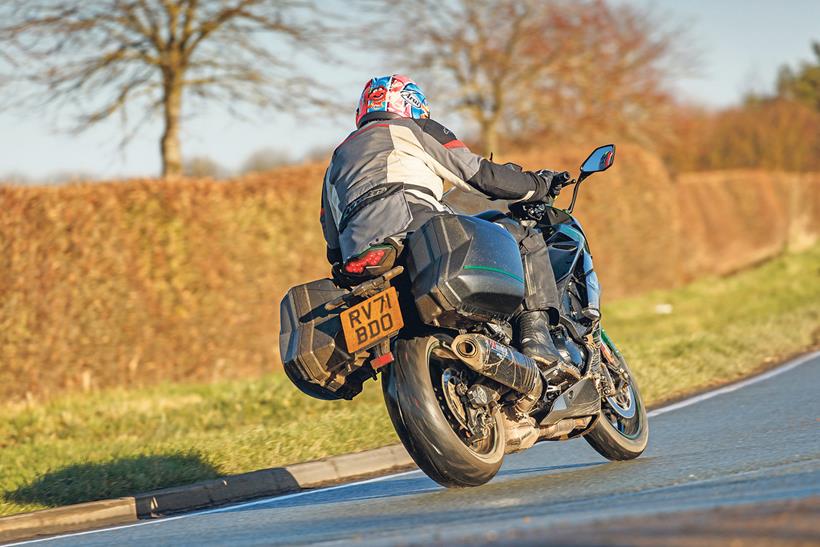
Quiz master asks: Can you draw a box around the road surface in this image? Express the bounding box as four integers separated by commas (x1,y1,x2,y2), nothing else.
16,352,820,546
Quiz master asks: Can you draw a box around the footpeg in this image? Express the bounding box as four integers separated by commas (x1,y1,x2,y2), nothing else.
581,307,601,321
542,361,582,383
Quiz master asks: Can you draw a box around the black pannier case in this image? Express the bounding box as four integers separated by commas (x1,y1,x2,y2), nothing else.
406,214,525,327
279,279,366,400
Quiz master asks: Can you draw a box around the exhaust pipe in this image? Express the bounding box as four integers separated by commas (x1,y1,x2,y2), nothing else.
451,334,542,406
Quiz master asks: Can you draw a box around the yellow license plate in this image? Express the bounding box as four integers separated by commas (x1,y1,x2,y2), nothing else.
341,286,403,353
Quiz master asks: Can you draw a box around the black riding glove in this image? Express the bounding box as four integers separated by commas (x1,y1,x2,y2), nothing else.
543,170,571,198
326,246,342,265
528,169,569,202
526,170,552,202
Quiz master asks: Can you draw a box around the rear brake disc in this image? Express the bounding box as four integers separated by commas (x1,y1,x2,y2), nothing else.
441,368,469,429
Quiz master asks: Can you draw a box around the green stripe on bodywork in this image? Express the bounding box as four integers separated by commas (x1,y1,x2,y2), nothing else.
463,265,524,284
601,328,624,360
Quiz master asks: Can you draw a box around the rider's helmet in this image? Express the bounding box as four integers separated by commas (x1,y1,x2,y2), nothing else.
355,74,430,128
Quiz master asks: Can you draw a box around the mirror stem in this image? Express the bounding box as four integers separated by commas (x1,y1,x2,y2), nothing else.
566,172,588,214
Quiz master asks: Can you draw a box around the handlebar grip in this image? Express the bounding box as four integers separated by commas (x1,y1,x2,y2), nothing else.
553,171,572,186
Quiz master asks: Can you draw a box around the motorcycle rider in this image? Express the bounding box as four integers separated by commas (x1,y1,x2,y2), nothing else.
320,74,573,370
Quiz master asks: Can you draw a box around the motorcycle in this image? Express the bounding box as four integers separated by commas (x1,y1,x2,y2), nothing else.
279,144,648,487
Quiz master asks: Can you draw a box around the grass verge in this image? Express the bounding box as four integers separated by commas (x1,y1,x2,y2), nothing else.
2,245,819,516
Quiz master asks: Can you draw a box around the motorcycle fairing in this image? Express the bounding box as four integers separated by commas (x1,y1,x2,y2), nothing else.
540,207,600,339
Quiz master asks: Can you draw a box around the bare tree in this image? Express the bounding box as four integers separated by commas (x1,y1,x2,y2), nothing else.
520,1,687,148
0,1,331,176
376,0,687,155
373,0,563,155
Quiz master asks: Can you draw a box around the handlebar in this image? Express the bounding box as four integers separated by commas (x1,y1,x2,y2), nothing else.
508,170,577,222
508,200,550,222
551,170,573,189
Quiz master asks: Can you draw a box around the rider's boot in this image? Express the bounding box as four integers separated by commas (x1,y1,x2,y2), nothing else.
515,310,581,381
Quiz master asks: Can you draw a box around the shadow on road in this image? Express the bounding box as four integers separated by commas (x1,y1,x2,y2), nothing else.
4,454,220,508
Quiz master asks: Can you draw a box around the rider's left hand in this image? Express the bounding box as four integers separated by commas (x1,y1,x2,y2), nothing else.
541,170,571,198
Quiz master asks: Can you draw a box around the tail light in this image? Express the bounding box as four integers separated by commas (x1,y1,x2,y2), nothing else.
344,248,387,274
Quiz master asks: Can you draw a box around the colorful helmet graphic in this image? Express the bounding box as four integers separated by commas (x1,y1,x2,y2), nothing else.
355,74,430,128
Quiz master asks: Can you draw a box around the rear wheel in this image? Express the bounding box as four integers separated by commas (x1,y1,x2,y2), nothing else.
382,333,505,487
584,332,649,460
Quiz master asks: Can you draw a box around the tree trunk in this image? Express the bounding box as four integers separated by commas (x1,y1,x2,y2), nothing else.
160,75,183,177
479,119,500,158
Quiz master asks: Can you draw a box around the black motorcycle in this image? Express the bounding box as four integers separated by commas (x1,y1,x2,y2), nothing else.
280,144,648,487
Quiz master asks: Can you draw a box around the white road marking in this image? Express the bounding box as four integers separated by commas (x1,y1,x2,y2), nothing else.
9,350,818,546
6,470,424,546
646,350,819,418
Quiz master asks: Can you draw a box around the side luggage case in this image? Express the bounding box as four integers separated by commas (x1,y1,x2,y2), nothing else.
279,278,367,400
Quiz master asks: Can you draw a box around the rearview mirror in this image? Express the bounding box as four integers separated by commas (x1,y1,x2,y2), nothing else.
580,144,616,174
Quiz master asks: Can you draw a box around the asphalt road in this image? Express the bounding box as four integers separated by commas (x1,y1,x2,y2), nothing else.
21,353,820,546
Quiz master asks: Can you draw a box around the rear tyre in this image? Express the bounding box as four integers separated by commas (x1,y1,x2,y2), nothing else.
584,333,649,460
382,333,505,487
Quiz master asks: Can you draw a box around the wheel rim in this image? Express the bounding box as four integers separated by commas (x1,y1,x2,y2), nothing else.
605,383,636,419
601,344,643,440
429,339,501,457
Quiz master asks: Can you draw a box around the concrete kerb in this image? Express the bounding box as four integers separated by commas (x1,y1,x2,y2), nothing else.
288,444,413,488
0,444,414,544
0,498,137,544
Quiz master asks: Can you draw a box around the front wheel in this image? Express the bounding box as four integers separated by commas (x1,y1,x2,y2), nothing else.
584,331,649,460
382,333,506,487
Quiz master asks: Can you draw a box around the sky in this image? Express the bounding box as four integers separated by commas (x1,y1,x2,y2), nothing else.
0,0,818,181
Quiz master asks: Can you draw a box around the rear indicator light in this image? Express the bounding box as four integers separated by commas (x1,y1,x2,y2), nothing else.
371,351,394,369
344,248,386,274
